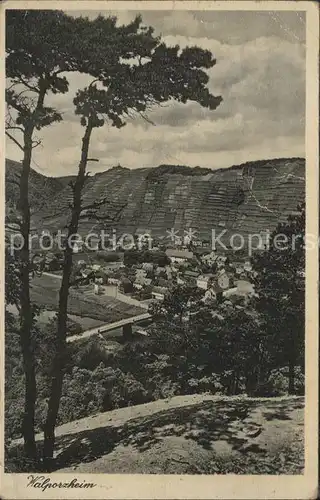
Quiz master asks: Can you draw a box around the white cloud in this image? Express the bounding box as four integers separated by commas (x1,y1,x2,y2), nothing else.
6,10,306,175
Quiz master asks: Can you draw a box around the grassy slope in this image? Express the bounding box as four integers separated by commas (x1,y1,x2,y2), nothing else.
21,394,304,474
30,274,144,322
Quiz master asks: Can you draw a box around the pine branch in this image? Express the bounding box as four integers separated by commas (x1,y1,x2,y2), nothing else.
7,178,21,187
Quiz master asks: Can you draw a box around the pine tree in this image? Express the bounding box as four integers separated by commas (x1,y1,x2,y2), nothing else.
43,14,222,462
5,10,83,458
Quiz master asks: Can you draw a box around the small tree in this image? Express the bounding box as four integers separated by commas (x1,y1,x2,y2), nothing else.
43,13,222,462
252,203,305,394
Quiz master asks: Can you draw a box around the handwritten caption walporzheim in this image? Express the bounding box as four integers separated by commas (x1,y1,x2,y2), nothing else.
27,475,97,492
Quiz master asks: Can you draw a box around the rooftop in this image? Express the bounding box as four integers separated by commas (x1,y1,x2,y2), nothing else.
166,249,194,259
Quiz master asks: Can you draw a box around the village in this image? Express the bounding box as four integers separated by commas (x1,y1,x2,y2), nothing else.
31,231,256,314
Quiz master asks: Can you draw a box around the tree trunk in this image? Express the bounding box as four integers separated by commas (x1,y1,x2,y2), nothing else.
288,332,296,394
43,121,93,464
14,83,47,459
18,127,37,459
288,358,295,394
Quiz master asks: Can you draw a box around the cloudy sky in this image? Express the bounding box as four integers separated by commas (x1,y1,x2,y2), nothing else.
6,9,306,176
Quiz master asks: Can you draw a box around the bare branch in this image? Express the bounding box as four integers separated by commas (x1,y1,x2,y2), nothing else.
13,76,40,93
6,81,18,91
81,196,111,212
6,125,25,133
90,203,127,222
32,139,42,149
138,112,156,126
89,78,100,89
6,224,22,231
5,131,24,152
69,272,94,288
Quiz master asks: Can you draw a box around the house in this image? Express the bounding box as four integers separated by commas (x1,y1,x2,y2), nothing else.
234,265,244,275
203,288,217,303
103,261,125,271
201,251,217,266
33,254,44,267
92,264,101,272
239,272,248,280
184,270,200,285
80,268,90,279
133,281,143,290
222,286,238,298
217,271,233,290
155,266,167,277
243,260,252,272
76,259,87,268
151,286,168,301
135,268,147,280
216,255,228,268
165,249,194,263
135,277,152,288
134,277,152,287
141,262,153,272
108,277,120,285
94,283,103,295
201,281,224,303
135,270,152,287
223,280,256,306
94,270,108,285
158,277,170,288
235,279,255,296
165,265,172,280
192,239,203,247
72,241,82,254
177,276,186,285
211,283,224,302
196,274,214,290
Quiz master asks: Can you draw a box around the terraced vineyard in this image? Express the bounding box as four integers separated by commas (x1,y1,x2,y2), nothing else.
6,157,305,244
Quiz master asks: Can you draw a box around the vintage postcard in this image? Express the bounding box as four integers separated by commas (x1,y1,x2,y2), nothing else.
0,1,319,499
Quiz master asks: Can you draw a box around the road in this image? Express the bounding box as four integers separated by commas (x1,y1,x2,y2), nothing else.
67,312,151,343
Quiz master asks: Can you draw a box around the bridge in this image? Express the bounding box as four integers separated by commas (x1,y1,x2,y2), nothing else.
67,312,151,343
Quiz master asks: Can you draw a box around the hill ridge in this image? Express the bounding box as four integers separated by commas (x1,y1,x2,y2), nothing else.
5,157,305,240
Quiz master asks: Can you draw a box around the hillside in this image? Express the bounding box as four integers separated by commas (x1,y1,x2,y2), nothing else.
10,394,304,474
5,159,76,213
5,158,305,241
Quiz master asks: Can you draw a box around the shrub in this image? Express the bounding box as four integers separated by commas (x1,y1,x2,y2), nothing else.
255,366,305,397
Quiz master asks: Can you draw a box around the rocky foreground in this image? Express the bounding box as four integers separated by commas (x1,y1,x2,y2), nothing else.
13,394,304,474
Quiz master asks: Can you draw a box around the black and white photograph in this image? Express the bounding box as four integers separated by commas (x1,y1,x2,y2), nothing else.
1,1,319,499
